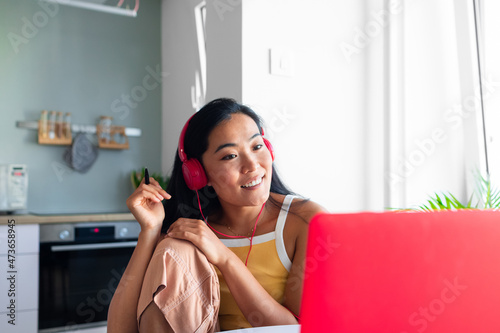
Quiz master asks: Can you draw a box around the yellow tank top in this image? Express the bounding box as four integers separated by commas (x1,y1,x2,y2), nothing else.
216,195,295,330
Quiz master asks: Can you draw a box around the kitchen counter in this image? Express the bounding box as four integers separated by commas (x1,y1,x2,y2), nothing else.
0,212,136,225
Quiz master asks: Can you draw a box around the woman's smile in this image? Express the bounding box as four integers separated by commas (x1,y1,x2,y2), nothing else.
241,175,264,189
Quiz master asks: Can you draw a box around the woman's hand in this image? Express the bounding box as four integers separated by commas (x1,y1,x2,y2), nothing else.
126,177,171,234
166,218,230,266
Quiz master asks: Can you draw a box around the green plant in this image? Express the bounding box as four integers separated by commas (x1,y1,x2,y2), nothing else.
130,168,170,190
416,174,500,211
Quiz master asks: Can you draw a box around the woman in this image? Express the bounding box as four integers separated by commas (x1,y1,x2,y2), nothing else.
108,98,325,332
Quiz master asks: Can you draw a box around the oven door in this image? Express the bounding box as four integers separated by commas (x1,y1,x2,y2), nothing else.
39,223,138,333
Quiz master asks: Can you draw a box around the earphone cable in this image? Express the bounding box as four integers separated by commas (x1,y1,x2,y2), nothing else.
196,190,247,239
195,190,266,266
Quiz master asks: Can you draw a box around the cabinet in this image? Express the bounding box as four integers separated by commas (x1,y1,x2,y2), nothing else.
0,223,39,333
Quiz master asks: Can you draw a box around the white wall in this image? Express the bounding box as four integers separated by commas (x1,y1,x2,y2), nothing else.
240,0,375,212
162,0,379,212
162,0,489,212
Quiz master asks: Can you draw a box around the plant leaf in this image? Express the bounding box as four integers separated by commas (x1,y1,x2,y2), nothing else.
428,200,438,210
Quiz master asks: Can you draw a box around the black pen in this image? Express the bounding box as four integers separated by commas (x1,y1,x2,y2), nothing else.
144,167,150,185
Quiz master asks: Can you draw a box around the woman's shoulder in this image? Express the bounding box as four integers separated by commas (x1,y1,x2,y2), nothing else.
292,197,327,222
272,193,328,262
271,193,328,224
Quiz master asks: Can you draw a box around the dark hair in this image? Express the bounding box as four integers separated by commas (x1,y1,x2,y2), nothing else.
161,98,294,233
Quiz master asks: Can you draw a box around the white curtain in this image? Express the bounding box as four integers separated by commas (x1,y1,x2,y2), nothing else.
385,0,490,209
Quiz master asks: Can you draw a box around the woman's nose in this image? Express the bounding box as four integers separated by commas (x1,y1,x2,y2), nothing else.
241,153,259,173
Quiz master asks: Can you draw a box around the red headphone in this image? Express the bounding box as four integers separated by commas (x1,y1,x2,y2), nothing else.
178,114,275,191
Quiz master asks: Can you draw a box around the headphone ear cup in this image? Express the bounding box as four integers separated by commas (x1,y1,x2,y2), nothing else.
182,158,208,190
263,138,275,161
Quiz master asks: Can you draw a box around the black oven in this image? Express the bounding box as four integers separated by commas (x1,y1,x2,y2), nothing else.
39,221,140,332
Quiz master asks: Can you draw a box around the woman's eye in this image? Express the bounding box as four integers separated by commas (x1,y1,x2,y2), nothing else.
254,144,263,151
222,154,237,160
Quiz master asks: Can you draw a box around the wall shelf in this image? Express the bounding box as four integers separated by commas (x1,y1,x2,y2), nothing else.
16,121,142,137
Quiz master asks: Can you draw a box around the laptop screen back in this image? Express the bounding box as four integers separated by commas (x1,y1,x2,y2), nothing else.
300,211,500,333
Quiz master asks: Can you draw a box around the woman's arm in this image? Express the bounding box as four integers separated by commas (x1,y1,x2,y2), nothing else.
218,250,299,326
282,200,326,316
167,219,297,326
107,229,161,333
107,177,170,333
223,200,326,324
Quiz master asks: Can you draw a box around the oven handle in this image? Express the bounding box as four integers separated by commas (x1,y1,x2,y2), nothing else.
50,241,138,252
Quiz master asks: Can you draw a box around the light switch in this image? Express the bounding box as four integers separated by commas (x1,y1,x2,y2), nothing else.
269,48,294,77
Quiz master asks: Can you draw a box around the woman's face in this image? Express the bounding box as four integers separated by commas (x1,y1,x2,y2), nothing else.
202,113,273,208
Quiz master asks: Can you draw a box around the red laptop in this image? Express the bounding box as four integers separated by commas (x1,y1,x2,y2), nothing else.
300,210,500,333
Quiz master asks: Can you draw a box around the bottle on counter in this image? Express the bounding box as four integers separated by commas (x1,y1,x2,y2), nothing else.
64,112,72,139
48,111,56,139
40,110,48,138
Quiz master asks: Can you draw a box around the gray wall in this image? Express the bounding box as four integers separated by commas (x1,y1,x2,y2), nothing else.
205,0,242,102
160,0,243,175
0,0,162,214
160,0,202,176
